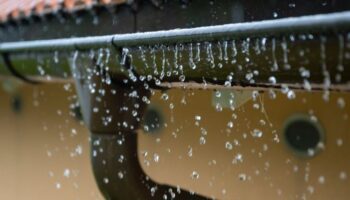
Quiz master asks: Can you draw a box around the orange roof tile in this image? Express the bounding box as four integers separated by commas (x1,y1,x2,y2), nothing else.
0,0,127,22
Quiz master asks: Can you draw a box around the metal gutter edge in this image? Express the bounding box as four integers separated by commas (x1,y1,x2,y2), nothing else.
1,11,350,53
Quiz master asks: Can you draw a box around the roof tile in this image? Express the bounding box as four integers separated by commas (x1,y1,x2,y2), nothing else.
0,0,127,22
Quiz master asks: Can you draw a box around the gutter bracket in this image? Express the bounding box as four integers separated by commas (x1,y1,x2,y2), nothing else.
1,53,40,84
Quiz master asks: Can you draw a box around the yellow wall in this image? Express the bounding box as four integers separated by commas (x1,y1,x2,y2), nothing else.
0,82,349,199
139,89,350,200
0,83,102,200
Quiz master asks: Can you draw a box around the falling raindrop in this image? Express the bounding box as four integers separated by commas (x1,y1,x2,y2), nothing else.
188,43,197,70
225,142,233,150
271,38,279,71
232,153,243,164
268,76,277,84
287,90,296,99
227,121,234,128
339,171,347,180
273,12,278,18
238,173,247,181
161,93,169,101
337,97,346,109
118,171,124,179
188,147,193,157
191,171,200,180
153,153,160,162
53,51,59,64
281,37,291,70
195,115,202,121
120,48,129,65
231,40,237,64
318,176,325,184
215,90,222,98
55,182,61,189
223,40,229,62
199,136,206,145
252,129,263,138
63,169,70,178
215,103,223,112
336,138,343,146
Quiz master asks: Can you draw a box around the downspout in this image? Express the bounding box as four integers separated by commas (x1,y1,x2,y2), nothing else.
73,54,207,198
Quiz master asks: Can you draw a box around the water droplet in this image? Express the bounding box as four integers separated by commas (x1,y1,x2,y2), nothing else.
261,38,267,51
299,67,310,78
206,42,215,68
55,182,61,189
61,169,70,178
223,41,229,62
153,153,160,162
199,136,206,145
288,3,296,8
281,37,291,70
232,153,243,164
337,97,346,109
339,171,347,180
195,115,201,121
273,12,278,18
161,93,169,101
231,40,237,64
225,142,233,150
271,38,279,71
227,121,234,128
120,48,129,65
150,186,157,196
195,43,201,62
53,51,59,64
259,119,266,126
252,90,260,101
118,171,124,179
215,103,223,112
238,173,247,181
215,91,221,98
71,128,77,135
245,72,254,81
268,89,276,99
200,128,207,136
179,75,186,82
188,147,193,157
252,129,263,138
303,80,312,91
118,155,125,163
287,90,296,99
318,176,325,184
242,38,250,56
188,43,197,70
191,171,200,180
93,107,99,113
337,35,344,74
336,138,343,146
253,103,260,110
268,76,277,84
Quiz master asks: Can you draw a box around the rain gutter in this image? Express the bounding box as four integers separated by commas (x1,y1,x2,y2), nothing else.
0,11,349,91
0,11,350,52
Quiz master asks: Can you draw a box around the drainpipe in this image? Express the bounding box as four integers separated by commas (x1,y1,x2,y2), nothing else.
73,55,207,198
